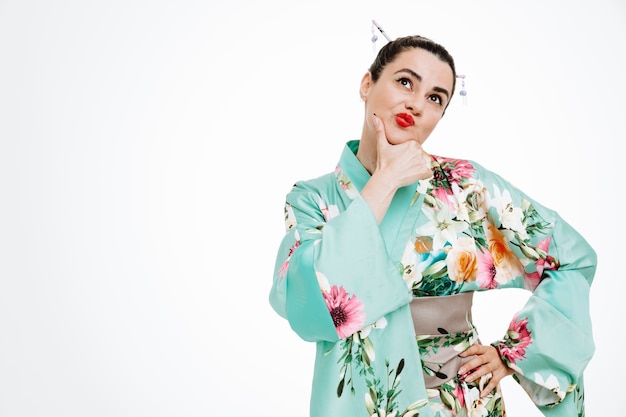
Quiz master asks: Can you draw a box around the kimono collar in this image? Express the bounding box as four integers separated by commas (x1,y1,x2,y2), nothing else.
335,140,432,199
335,140,371,194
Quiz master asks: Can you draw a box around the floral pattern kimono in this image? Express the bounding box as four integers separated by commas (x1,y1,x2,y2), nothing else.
269,140,596,417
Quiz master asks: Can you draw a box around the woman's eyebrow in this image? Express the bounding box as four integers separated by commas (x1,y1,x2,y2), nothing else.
394,68,450,99
394,68,421,82
433,86,450,100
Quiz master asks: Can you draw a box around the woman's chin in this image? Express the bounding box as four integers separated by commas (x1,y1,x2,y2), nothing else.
387,136,422,145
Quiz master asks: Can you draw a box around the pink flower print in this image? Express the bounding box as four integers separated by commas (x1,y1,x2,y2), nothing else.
429,157,475,210
432,188,455,210
524,238,559,291
499,315,532,365
535,238,559,275
542,255,558,271
476,248,498,289
445,158,475,183
334,166,358,199
523,271,541,292
454,382,466,408
322,285,366,339
277,240,300,279
434,157,475,183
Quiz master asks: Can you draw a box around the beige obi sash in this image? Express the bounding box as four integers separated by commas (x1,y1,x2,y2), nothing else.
410,292,478,388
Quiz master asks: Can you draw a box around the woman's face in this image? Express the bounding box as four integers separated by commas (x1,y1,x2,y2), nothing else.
360,47,454,145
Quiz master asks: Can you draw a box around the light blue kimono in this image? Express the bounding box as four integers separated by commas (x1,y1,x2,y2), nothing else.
269,140,596,417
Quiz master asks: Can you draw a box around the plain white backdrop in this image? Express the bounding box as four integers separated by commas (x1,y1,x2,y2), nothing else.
0,1,623,416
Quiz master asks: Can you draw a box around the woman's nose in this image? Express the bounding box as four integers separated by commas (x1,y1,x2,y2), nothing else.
405,95,424,115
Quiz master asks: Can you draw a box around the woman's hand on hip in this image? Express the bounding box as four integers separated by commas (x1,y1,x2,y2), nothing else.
457,344,514,398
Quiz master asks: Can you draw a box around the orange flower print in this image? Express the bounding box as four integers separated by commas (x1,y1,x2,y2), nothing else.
483,222,524,284
445,237,478,283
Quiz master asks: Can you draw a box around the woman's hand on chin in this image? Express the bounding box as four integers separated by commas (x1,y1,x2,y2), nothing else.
372,114,432,189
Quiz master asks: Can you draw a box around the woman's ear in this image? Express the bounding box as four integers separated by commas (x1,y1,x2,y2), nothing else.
359,72,372,101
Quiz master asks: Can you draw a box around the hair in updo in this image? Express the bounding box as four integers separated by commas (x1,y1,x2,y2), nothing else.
368,35,457,98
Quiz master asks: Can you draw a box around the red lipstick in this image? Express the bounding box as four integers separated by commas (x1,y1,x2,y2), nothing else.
395,113,414,128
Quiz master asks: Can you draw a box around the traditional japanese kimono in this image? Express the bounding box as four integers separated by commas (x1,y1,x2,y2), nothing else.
269,140,596,417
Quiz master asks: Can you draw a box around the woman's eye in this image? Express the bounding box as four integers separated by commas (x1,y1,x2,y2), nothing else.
429,94,443,105
398,78,412,89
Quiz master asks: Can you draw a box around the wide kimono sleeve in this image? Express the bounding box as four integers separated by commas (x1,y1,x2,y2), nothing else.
269,177,412,343
475,163,597,415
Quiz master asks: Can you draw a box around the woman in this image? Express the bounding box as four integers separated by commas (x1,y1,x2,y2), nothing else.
269,35,596,417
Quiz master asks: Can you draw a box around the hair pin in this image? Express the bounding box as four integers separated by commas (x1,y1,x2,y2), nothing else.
457,74,467,104
371,19,392,42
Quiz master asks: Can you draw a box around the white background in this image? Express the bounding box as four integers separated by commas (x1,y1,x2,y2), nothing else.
0,1,623,416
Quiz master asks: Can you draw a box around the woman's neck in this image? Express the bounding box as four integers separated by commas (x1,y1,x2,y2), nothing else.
356,127,377,175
